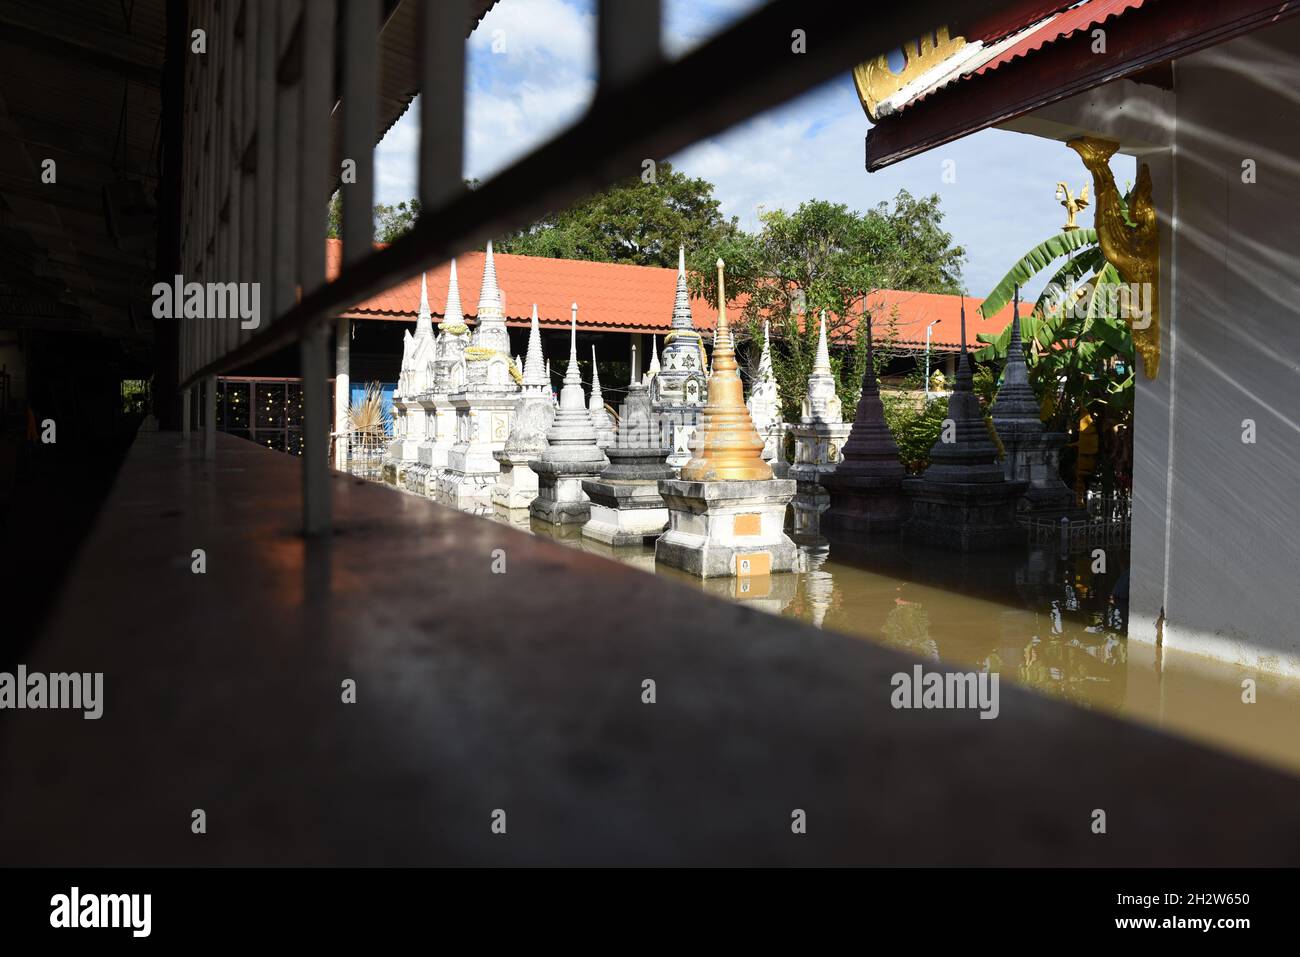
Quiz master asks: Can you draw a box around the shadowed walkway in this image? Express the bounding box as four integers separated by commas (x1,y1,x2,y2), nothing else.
1,431,1297,866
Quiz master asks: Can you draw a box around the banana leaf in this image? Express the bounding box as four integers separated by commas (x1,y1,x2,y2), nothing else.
979,228,1099,317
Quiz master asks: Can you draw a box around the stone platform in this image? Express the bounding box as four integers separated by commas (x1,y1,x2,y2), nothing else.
903,476,1029,551
581,446,674,547
530,458,602,525
656,477,797,578
7,431,1300,866
822,473,908,534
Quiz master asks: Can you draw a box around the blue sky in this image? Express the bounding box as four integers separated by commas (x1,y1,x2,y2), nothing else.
373,0,1135,300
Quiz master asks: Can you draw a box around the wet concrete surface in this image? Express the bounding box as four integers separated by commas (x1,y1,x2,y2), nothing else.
3,431,1300,866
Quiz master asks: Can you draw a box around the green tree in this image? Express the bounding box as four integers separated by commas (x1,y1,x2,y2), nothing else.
494,162,740,267
689,192,965,420
327,192,420,243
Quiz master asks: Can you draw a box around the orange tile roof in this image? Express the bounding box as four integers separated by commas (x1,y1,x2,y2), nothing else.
326,239,1016,352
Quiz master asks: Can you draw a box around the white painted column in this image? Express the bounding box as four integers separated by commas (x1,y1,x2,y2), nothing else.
334,320,350,468
630,332,644,383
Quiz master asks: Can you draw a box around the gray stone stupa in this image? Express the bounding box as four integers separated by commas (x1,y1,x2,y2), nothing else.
529,304,609,525
581,372,674,546
822,314,907,535
492,304,556,510
903,298,1027,551
990,288,1081,519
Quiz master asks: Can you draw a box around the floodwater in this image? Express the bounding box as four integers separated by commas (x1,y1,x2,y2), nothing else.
483,501,1300,778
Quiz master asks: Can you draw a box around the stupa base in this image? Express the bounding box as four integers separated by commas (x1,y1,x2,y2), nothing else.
822,474,907,535
529,459,603,525
491,450,541,510
655,478,797,578
903,477,1028,551
402,463,438,497
580,479,669,546
434,471,496,510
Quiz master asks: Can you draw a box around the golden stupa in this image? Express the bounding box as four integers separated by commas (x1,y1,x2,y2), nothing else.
679,259,774,482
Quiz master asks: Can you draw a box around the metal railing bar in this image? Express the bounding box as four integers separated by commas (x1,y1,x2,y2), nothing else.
179,0,1018,389
596,0,661,93
418,0,466,210
299,0,337,533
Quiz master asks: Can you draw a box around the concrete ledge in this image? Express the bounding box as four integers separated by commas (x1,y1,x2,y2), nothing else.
3,431,1300,865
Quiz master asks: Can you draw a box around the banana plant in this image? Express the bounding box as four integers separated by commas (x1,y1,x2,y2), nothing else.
975,218,1135,493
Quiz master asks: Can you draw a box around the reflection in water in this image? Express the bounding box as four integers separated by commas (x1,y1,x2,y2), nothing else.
478,501,1300,776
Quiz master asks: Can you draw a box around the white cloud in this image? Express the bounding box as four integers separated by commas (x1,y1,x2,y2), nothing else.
668,78,1136,299
469,0,595,67
373,0,1137,301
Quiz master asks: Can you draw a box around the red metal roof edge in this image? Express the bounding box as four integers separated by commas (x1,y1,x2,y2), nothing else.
900,0,1149,116
866,0,1300,171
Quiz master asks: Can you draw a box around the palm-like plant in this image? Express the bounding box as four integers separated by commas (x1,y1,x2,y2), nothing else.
975,213,1136,495
347,381,392,437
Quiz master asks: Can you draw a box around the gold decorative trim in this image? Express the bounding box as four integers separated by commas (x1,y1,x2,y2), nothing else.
853,27,966,122
1067,136,1161,379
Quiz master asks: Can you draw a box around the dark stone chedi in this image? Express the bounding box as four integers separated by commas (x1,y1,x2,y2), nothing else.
822,317,907,534
581,377,674,546
989,295,1080,518
903,301,1027,551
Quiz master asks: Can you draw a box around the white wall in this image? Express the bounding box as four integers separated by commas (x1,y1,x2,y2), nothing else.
1006,17,1300,675
1132,18,1300,675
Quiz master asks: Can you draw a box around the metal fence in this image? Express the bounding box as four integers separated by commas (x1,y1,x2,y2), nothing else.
335,431,390,480
174,0,1019,535
1025,494,1133,552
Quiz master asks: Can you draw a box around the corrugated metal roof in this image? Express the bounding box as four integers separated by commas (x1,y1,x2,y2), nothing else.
888,0,1149,115
327,239,1017,351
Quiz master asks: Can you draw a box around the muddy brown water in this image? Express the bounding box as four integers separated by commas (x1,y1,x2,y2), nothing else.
482,503,1300,777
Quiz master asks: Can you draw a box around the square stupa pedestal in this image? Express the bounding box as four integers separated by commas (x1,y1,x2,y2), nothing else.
530,459,601,525
492,449,540,510
821,473,908,535
903,476,1028,551
655,478,797,578
581,479,669,546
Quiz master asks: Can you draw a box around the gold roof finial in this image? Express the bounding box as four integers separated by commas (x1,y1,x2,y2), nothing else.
679,259,773,482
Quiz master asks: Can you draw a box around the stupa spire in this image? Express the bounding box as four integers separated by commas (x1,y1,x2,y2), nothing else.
813,310,832,375
679,260,772,481
523,304,547,391
648,336,661,378
670,245,693,330
801,309,842,424
444,259,464,326
541,302,602,451
566,303,580,385
588,344,616,445
589,345,604,407
416,272,433,338
990,284,1043,430
758,321,774,381
478,239,500,310
831,310,902,479
960,295,968,355
921,293,1002,483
